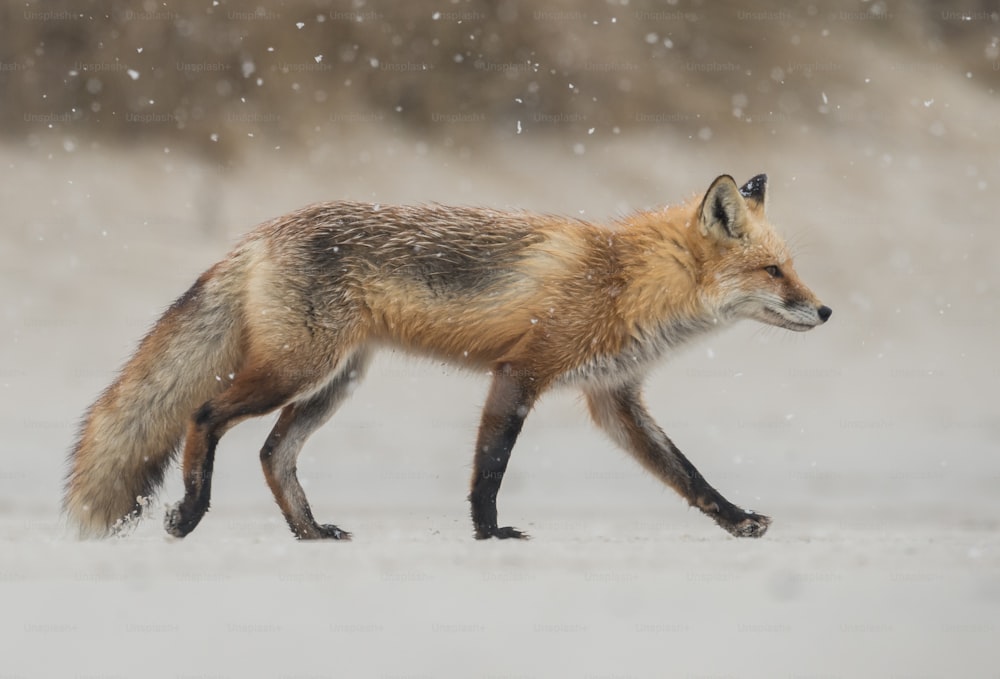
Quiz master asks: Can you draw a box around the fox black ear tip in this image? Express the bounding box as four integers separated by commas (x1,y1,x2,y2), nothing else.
739,174,768,200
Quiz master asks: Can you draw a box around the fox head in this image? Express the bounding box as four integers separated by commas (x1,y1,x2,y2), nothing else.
696,174,831,331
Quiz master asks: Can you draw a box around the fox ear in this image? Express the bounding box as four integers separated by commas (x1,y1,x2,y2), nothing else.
699,174,747,240
739,173,768,214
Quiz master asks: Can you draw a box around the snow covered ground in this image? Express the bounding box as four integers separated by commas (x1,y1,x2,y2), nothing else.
2,100,998,677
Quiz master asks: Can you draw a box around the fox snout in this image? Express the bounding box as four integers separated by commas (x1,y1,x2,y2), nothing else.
764,299,831,332
791,302,832,331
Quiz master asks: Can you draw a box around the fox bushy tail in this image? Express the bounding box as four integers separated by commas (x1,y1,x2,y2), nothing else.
64,268,244,537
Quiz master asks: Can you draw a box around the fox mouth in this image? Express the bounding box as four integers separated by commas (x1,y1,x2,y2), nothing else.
761,308,817,332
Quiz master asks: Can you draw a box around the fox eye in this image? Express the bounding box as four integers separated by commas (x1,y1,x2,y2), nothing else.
764,265,783,278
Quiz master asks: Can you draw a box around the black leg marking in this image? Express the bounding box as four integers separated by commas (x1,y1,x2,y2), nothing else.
469,365,537,540
164,429,219,538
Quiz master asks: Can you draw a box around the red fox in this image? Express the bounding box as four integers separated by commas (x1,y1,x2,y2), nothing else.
64,174,830,541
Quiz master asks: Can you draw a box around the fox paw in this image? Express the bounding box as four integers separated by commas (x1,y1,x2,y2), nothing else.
474,525,530,540
163,502,190,538
722,511,772,538
295,524,352,541
163,501,205,538
318,524,352,540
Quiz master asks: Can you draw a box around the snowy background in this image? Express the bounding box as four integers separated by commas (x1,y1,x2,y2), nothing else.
1,1,998,677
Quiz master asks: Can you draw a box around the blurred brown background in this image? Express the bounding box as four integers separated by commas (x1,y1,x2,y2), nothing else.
2,0,998,159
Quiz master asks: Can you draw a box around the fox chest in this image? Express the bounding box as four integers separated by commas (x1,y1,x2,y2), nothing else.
554,315,720,388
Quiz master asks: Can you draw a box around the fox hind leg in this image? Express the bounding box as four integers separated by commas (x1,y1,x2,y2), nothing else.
260,350,370,540
164,368,300,538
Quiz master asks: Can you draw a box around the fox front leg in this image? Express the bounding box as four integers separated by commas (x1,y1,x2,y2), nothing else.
585,383,771,538
469,365,539,540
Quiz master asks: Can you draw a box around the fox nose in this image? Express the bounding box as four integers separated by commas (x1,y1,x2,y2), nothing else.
817,305,832,323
